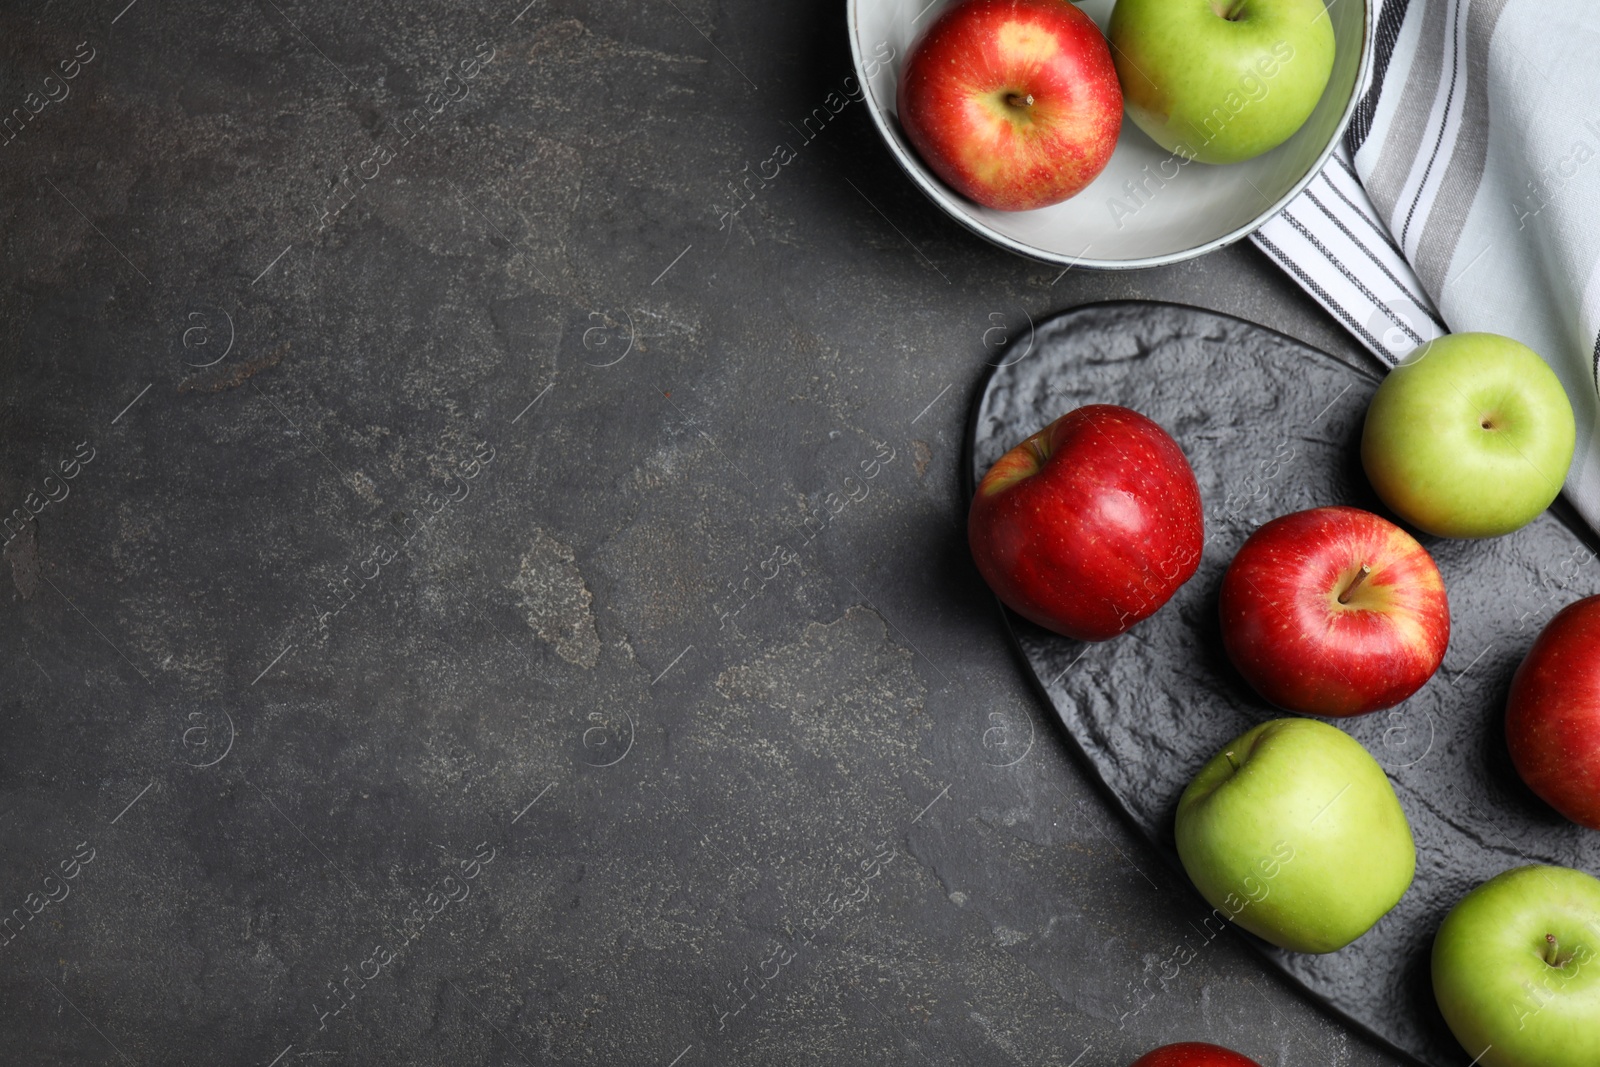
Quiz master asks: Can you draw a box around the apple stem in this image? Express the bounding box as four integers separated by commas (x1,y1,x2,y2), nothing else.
1546,933,1565,967
1337,565,1372,605
1005,92,1035,110
1223,750,1238,772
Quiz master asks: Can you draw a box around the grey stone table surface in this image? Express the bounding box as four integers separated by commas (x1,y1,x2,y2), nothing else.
0,2,1411,1065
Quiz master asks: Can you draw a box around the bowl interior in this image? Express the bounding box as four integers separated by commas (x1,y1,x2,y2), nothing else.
850,0,1370,267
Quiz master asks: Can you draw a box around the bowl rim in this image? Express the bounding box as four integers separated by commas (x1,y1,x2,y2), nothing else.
847,0,1376,271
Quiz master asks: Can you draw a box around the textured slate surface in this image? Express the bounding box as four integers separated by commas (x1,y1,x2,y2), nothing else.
968,302,1600,1067
0,0,1478,1064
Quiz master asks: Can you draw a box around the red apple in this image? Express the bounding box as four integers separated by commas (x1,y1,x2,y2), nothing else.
1506,596,1600,829
968,404,1203,642
1219,506,1450,717
897,0,1122,211
1130,1044,1263,1067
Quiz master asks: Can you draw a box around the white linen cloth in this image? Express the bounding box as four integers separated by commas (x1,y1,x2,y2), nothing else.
1252,0,1600,531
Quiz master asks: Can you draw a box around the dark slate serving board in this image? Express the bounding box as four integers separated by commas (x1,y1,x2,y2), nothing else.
963,302,1600,1067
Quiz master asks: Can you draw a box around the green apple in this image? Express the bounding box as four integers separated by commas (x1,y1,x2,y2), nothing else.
1362,333,1575,538
1175,718,1415,953
1433,866,1600,1067
1108,0,1336,165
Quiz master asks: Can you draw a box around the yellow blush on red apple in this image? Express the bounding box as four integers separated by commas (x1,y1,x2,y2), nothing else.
898,0,1123,211
1218,505,1449,717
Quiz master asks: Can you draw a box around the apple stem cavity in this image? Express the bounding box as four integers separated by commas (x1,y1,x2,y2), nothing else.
1337,564,1372,605
1210,0,1248,19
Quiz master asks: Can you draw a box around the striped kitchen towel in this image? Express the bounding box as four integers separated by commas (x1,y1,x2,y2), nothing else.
1252,0,1600,533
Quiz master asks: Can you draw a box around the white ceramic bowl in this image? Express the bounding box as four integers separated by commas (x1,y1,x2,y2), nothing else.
848,0,1373,269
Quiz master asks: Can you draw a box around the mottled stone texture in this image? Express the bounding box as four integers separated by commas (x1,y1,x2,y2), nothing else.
0,1,1411,1064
